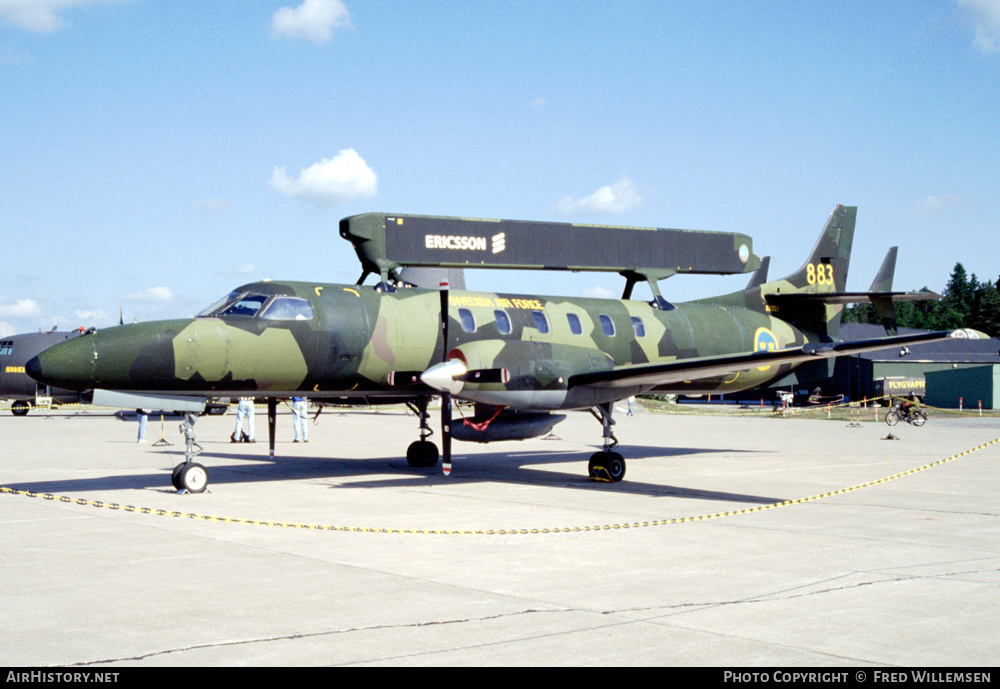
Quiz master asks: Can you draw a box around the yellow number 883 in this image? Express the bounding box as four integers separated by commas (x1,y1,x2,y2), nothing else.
806,263,834,285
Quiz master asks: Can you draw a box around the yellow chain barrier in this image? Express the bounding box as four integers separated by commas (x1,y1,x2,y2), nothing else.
2,437,996,535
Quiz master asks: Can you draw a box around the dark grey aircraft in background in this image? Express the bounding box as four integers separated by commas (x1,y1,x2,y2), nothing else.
0,328,88,415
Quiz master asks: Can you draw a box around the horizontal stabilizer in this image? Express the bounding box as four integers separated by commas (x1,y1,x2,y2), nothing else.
765,289,941,306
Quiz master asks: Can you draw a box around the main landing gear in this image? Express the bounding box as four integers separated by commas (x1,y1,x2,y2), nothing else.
588,402,626,482
402,397,627,482
405,396,440,468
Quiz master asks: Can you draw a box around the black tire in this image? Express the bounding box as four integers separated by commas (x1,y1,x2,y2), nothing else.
885,411,900,426
11,400,30,416
606,452,626,482
406,440,439,468
911,411,927,427
589,451,626,482
171,464,185,490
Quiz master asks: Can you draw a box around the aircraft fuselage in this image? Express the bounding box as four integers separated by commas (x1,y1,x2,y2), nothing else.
28,280,808,410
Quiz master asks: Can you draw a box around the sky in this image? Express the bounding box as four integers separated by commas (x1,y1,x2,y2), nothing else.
1,0,999,336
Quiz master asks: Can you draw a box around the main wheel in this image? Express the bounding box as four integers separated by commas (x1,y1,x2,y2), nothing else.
605,452,626,482
11,400,30,416
406,440,439,468
589,451,626,482
885,411,900,426
178,463,209,493
911,411,927,427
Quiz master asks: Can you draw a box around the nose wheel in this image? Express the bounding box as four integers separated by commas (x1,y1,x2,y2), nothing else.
171,412,209,493
171,462,209,493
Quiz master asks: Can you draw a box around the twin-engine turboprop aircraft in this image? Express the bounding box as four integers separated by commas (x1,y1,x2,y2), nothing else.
27,206,948,492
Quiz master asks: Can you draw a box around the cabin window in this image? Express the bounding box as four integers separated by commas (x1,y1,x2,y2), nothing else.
458,308,476,333
567,313,583,336
261,297,314,321
0,341,12,356
631,316,646,337
599,314,615,337
532,310,549,334
494,310,512,335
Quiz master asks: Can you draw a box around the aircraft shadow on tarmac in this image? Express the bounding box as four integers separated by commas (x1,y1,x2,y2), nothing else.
7,442,783,505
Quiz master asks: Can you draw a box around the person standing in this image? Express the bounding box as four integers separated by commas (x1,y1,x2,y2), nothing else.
232,397,256,443
137,409,150,443
292,396,309,443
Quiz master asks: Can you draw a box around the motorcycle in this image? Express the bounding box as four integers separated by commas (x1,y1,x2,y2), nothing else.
885,403,927,427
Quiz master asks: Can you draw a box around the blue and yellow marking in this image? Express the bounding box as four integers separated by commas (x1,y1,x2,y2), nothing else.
754,327,779,371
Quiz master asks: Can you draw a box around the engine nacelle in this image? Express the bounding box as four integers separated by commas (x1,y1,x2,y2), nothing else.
449,340,614,391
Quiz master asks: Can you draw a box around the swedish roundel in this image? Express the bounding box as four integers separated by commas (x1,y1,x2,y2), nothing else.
754,327,779,353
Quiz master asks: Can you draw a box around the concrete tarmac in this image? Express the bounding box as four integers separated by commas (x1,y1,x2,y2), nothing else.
1,404,997,666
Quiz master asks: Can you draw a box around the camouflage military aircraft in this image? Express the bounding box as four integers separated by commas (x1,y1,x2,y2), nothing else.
27,206,948,492
1,328,89,415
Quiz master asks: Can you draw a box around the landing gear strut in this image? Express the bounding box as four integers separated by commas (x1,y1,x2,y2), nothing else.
405,396,439,468
171,412,208,493
588,402,626,482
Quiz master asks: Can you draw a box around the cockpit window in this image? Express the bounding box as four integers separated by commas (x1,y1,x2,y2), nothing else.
260,297,314,321
197,290,244,317
219,294,269,317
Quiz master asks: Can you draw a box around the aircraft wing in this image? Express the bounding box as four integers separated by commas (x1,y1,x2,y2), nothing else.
567,330,955,390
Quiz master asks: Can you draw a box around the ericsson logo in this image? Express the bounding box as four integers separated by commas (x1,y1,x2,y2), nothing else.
423,232,508,254
424,235,487,251
491,232,506,254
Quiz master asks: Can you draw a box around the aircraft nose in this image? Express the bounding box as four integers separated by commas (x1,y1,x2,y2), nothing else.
25,336,97,391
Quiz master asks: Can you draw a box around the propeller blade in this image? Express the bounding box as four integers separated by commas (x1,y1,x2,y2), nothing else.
441,391,452,476
456,367,510,385
439,280,452,476
439,280,449,362
267,398,277,458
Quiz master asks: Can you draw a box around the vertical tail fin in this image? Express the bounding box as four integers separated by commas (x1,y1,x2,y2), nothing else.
703,206,858,342
752,206,858,342
779,205,856,292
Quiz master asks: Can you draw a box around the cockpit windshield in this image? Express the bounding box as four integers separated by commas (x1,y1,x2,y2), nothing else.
196,291,314,320
197,291,269,318
196,290,244,317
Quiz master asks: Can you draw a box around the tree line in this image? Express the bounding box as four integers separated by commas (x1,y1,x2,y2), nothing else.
842,263,1000,337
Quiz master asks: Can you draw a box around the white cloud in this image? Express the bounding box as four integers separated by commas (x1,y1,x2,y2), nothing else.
581,286,615,300
958,0,1000,53
74,309,110,323
530,96,547,108
123,287,175,303
907,193,973,216
192,198,233,215
270,149,378,205
271,0,351,43
0,298,42,318
232,264,258,275
0,0,124,32
555,175,644,215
